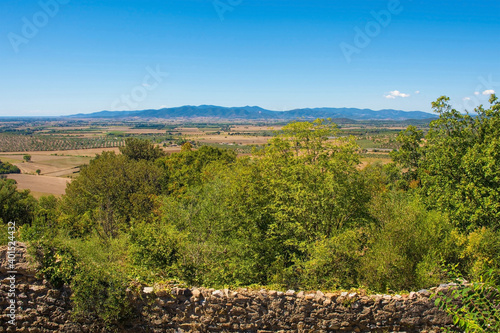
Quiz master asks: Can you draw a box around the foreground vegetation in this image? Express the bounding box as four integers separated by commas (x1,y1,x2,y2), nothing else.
2,96,499,330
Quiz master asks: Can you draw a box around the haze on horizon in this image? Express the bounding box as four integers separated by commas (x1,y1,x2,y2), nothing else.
1,0,499,117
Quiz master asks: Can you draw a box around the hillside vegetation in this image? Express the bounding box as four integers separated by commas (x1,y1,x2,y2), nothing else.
3,96,500,330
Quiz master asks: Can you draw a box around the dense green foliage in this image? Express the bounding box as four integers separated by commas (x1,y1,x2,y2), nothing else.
30,235,132,326
0,178,36,226
0,160,20,174
421,95,500,231
59,152,163,238
119,137,166,161
434,271,500,332
4,99,500,329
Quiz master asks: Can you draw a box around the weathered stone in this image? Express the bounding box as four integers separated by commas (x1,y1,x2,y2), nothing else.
0,244,456,332
212,290,224,298
315,290,325,300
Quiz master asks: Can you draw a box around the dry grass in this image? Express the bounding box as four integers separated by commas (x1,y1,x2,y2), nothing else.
7,174,70,197
192,135,269,145
230,125,282,132
359,155,392,169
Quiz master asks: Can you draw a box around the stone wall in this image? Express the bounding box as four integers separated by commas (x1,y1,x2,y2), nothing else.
1,244,454,332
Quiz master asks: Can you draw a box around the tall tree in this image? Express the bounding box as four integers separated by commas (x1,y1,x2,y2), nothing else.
389,125,424,188
59,152,162,238
420,95,500,231
119,138,165,161
0,178,37,225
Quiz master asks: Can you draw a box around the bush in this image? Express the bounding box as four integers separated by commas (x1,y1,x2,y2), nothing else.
434,271,500,332
19,195,59,243
461,228,500,282
0,160,20,174
360,192,453,291
297,229,365,290
128,220,186,275
71,262,131,326
0,178,37,227
31,234,132,326
31,239,77,288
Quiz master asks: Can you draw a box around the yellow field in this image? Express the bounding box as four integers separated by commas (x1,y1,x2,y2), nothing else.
1,148,116,197
7,174,70,198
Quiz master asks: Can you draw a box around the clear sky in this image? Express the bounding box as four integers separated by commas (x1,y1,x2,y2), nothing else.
1,0,499,116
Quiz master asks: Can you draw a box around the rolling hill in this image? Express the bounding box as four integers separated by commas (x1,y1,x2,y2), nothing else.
67,105,437,121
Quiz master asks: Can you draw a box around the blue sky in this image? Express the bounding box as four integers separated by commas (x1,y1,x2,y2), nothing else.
1,0,499,116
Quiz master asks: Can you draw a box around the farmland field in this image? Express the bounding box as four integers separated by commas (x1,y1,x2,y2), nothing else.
6,174,70,198
0,119,411,196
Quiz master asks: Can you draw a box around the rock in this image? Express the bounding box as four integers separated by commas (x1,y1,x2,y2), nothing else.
305,293,316,300
418,289,431,297
315,290,325,300
192,288,202,298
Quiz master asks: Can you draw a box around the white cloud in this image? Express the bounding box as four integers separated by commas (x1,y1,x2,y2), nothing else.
463,97,471,101
415,90,420,94
483,89,495,95
384,90,410,99
474,91,480,95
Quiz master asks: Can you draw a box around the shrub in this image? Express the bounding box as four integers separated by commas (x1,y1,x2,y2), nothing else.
297,229,365,290
30,235,132,326
434,271,500,332
71,262,131,326
360,192,453,291
0,160,20,174
128,220,186,274
461,227,500,282
31,239,77,288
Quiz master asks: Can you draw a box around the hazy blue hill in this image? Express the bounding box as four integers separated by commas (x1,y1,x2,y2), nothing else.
67,105,437,121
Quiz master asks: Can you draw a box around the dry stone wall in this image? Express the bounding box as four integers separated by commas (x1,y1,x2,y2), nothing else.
1,244,454,332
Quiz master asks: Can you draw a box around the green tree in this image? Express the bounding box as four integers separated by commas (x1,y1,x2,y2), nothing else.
0,178,37,226
0,160,20,174
119,137,165,161
390,125,424,188
360,192,454,291
156,145,236,196
149,119,374,288
59,152,162,238
20,195,59,242
420,95,500,231
23,154,32,162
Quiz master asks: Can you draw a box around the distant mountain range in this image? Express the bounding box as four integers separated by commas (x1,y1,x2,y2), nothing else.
67,105,437,121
